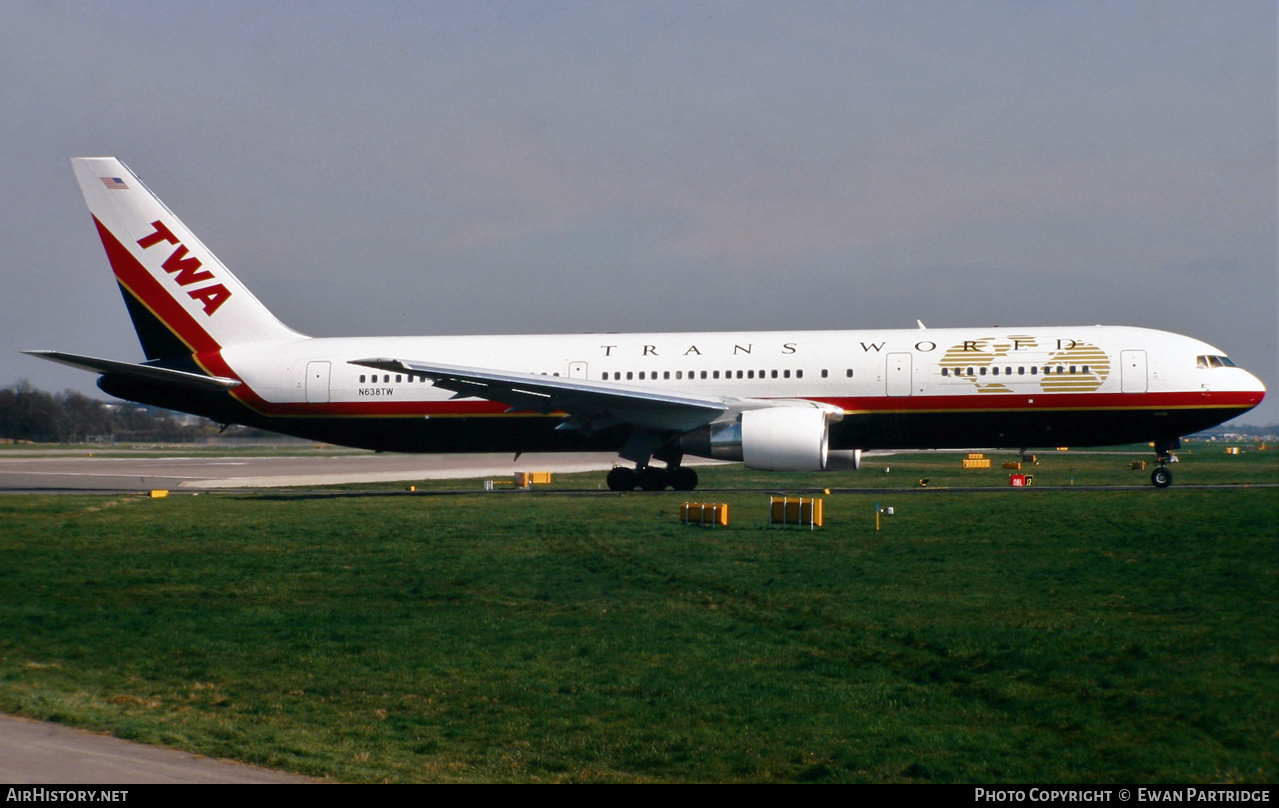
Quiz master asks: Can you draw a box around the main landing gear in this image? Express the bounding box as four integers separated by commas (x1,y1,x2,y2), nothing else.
604,430,698,491
1150,438,1179,489
606,463,698,492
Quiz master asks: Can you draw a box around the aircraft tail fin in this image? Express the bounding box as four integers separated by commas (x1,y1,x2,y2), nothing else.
71,157,301,359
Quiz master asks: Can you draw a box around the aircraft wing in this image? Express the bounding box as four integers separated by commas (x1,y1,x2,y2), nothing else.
25,351,242,391
350,357,729,434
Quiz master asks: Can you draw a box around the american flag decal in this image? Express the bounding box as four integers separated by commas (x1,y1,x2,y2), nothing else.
99,177,129,190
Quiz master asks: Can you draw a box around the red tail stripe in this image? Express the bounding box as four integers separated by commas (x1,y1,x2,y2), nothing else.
94,215,222,356
92,216,272,408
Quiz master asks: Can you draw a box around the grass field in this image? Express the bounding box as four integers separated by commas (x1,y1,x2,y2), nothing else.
0,446,1275,782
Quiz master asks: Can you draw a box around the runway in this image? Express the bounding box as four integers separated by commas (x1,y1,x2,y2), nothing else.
0,714,315,784
0,449,635,492
1,449,1268,496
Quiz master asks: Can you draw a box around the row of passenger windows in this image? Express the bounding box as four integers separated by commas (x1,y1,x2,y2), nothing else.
358,374,428,383
360,369,850,385
942,365,1091,377
602,368,823,381
359,365,1099,386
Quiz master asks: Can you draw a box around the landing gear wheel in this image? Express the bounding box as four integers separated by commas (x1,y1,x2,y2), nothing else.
1151,467,1173,489
670,467,699,491
606,467,637,491
638,467,669,491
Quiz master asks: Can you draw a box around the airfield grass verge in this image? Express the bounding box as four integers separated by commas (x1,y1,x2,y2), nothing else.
0,450,1275,782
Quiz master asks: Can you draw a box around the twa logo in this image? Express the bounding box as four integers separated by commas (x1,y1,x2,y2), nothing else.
136,220,232,316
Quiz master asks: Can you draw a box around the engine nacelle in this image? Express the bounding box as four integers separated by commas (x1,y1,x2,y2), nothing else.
682,408,855,472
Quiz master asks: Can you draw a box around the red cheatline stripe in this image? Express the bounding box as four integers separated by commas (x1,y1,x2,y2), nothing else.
232,390,1261,419
812,391,1263,414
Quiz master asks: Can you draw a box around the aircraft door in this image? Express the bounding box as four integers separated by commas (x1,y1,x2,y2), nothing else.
1120,350,1147,394
886,352,913,397
568,361,588,379
306,361,331,403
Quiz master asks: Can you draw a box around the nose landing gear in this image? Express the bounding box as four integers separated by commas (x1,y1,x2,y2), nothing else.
1150,439,1179,488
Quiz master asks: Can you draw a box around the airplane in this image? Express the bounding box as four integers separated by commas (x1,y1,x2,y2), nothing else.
26,157,1267,490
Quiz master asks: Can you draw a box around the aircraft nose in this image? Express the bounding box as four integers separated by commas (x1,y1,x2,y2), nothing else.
1244,368,1266,394
1237,367,1267,403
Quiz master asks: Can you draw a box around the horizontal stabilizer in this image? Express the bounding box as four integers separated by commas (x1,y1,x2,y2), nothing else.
25,351,241,391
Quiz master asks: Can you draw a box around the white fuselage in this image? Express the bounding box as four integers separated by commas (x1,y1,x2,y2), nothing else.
225,325,1261,410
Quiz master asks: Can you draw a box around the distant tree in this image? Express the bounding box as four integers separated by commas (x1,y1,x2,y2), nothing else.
0,381,210,444
4,381,61,442
0,385,17,440
56,390,112,443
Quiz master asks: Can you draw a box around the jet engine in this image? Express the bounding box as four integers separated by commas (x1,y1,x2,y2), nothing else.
681,407,859,472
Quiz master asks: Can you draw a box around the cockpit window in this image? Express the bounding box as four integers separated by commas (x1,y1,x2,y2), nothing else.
1197,355,1236,369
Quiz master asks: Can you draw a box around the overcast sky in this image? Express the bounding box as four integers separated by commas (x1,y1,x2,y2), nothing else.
3,1,1275,425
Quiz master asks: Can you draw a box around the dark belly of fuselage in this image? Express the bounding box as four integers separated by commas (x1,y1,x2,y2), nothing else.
99,375,1240,454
